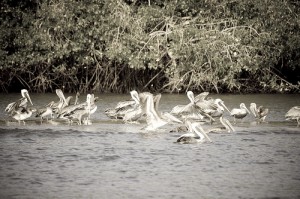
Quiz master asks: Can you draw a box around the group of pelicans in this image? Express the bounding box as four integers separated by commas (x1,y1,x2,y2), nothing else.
3,89,300,144
4,89,97,126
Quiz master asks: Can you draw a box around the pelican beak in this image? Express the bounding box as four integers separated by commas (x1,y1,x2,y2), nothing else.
25,91,33,105
245,106,251,114
195,125,213,143
225,119,235,132
202,130,212,143
221,101,230,113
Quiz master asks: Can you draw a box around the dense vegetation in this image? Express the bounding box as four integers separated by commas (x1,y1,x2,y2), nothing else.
0,0,299,93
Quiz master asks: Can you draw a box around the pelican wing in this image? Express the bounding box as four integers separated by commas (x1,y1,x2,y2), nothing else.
196,99,218,112
285,106,300,119
171,103,196,115
5,102,17,113
230,108,243,116
123,106,143,122
115,100,136,110
249,103,258,117
194,92,209,103
161,112,183,123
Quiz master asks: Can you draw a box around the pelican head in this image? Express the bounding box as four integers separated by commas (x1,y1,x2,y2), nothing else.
21,89,33,105
56,89,67,104
215,99,230,113
187,91,195,103
240,103,250,114
130,90,140,104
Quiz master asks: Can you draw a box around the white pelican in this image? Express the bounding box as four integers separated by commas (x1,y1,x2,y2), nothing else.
12,107,36,125
122,91,148,122
52,89,67,114
105,90,140,119
58,94,92,120
285,106,300,126
230,103,250,123
143,93,168,131
63,94,92,125
176,120,212,144
170,91,196,115
57,92,88,119
5,89,33,116
207,116,235,133
250,103,269,122
83,94,98,124
171,91,215,122
197,97,230,118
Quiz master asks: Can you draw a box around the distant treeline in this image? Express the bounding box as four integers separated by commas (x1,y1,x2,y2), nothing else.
0,0,299,93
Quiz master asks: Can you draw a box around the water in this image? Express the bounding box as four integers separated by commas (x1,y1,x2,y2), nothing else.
0,93,299,198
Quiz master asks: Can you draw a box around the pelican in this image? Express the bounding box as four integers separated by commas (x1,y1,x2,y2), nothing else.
196,97,230,118
57,92,87,119
143,93,168,131
170,91,209,121
83,94,98,124
5,89,33,116
207,116,235,133
35,101,55,122
285,106,300,126
122,91,148,123
105,90,140,120
230,103,250,123
12,107,36,125
52,89,67,114
89,94,98,115
176,120,212,144
250,103,269,122
170,91,196,115
58,93,92,121
63,94,92,125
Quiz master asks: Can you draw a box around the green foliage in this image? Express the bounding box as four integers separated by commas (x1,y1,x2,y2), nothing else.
0,0,299,93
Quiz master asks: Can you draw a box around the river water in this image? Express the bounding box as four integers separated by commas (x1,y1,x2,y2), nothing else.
0,93,299,199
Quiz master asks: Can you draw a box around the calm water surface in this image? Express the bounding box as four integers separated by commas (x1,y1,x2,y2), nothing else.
0,93,299,199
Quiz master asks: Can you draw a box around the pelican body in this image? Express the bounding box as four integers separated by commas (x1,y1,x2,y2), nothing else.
171,91,211,121
285,106,300,126
12,107,36,125
230,103,250,123
5,89,33,116
250,103,269,122
60,94,92,125
195,91,230,118
105,90,140,120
